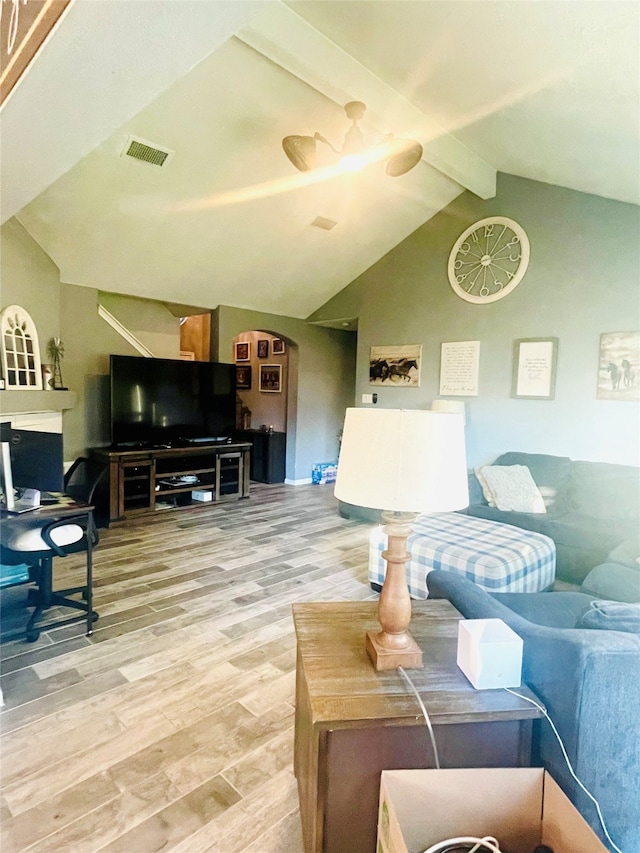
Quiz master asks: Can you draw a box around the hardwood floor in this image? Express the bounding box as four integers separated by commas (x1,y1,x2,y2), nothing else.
0,484,376,852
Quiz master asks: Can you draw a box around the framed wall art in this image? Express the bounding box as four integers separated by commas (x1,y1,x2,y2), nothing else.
257,339,269,359
234,341,250,362
235,365,251,390
597,331,640,401
439,341,480,396
369,344,421,387
512,337,558,400
272,338,285,355
260,364,281,393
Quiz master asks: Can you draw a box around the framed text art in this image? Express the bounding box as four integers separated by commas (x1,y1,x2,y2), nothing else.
597,331,640,401
235,341,250,362
260,364,281,393
236,365,251,390
439,341,480,396
512,338,558,400
272,338,285,355
257,339,269,359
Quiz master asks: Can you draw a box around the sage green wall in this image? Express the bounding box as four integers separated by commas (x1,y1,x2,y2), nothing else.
215,306,356,482
99,292,180,358
0,219,60,363
309,175,640,467
59,284,137,460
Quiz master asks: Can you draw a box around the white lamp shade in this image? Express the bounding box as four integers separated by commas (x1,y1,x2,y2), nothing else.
334,408,469,513
431,398,466,425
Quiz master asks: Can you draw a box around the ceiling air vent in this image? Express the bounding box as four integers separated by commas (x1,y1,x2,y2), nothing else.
121,136,174,168
311,216,337,231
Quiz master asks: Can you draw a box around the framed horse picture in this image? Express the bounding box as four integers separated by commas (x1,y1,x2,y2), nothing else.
369,344,422,387
597,331,640,401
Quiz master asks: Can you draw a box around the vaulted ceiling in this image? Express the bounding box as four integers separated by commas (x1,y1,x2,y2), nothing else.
2,1,638,319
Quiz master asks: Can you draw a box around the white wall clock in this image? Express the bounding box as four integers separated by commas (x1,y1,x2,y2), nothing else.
448,216,530,304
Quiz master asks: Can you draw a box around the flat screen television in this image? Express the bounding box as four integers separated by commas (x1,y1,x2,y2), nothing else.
110,355,236,447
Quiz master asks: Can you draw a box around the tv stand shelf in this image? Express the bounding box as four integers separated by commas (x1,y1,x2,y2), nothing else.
89,443,251,523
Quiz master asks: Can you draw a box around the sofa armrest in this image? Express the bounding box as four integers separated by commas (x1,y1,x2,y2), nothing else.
467,470,486,507
426,570,640,851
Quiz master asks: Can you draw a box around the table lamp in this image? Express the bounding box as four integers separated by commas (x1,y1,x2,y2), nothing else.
334,408,468,670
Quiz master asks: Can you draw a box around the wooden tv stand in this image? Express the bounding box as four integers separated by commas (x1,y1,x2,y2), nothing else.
89,442,250,523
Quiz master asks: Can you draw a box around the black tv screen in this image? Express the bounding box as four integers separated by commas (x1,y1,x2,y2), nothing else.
110,355,236,446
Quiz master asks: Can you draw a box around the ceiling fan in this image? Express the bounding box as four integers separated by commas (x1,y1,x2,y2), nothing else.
282,101,423,177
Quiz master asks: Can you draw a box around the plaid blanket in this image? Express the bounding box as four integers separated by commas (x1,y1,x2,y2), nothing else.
369,512,556,597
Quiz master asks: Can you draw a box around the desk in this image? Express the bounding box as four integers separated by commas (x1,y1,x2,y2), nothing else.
293,601,543,853
1,498,96,641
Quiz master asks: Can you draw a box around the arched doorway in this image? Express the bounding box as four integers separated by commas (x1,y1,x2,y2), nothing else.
232,330,298,483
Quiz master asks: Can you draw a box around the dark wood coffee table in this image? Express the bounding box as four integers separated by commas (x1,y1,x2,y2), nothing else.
293,600,543,853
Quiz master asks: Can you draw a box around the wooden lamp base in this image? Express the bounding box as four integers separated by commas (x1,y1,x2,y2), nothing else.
367,511,424,671
366,629,423,670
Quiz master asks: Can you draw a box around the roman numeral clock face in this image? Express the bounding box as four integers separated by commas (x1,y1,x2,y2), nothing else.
447,216,530,303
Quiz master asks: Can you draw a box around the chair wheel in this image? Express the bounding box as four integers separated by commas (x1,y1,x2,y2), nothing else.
26,630,40,643
91,611,99,623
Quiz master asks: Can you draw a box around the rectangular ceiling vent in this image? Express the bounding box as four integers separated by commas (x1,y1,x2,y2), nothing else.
311,216,337,231
121,136,174,168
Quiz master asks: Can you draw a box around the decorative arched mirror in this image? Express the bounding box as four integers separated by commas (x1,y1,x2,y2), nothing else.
0,305,43,389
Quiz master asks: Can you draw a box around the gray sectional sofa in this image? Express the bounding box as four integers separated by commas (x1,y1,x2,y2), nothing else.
465,451,640,588
426,569,640,853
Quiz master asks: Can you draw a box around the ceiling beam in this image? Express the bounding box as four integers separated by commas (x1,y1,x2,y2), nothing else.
237,2,496,200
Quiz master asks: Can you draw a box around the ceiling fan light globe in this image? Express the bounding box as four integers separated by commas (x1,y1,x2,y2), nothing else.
384,139,423,176
282,135,317,172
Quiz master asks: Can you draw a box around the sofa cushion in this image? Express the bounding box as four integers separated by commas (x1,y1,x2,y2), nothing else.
494,452,572,512
581,562,640,604
490,589,596,628
607,537,640,568
466,504,548,535
576,600,640,634
540,513,635,555
475,465,546,513
567,460,640,520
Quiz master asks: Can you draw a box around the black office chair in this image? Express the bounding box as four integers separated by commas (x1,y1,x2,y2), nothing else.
0,457,107,642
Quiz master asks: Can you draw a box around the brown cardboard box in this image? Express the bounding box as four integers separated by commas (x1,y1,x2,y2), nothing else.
378,768,608,853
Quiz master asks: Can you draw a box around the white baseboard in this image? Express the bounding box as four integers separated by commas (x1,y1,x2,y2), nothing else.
285,477,312,485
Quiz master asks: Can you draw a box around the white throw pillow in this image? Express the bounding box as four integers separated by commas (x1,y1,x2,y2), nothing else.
475,465,547,514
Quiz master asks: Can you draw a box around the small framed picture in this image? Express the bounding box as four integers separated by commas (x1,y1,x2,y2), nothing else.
272,338,285,355
257,339,269,359
235,341,250,362
235,365,251,390
260,364,281,393
512,337,558,399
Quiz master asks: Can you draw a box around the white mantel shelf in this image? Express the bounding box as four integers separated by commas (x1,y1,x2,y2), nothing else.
0,389,77,415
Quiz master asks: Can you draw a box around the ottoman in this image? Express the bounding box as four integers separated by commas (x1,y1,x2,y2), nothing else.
369,512,556,598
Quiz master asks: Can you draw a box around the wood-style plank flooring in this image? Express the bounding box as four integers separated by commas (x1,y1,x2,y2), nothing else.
0,483,376,852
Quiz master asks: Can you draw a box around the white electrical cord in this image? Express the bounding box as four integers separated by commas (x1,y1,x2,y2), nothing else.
422,836,501,853
505,688,623,853
398,666,440,769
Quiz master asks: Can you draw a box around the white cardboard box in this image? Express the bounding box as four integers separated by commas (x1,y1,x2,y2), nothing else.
191,490,213,502
378,768,608,853
457,618,523,689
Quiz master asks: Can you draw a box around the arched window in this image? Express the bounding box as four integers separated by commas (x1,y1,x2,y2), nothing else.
0,305,43,389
